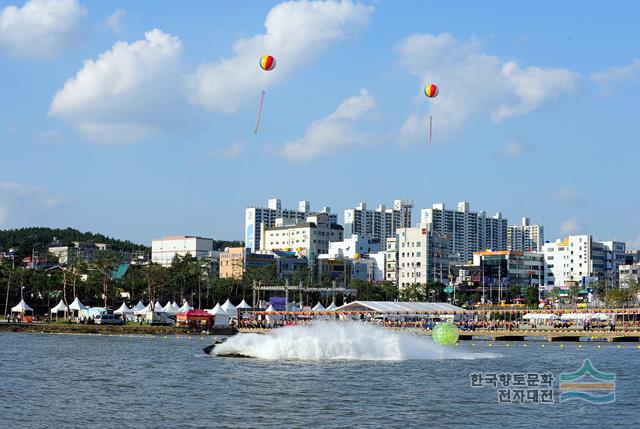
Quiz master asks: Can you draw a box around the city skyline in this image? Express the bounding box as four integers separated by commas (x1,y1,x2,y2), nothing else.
1,0,640,246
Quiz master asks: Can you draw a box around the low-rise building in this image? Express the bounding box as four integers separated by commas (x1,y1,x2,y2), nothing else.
260,212,344,259
151,236,214,267
543,235,626,290
619,263,640,289
396,224,450,289
49,241,113,265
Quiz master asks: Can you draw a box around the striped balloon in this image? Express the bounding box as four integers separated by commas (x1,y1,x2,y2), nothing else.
259,55,276,71
424,83,439,98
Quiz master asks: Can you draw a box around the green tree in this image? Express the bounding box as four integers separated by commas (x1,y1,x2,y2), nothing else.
90,250,123,308
569,283,581,305
142,263,170,306
400,283,425,301
524,285,539,308
508,284,522,302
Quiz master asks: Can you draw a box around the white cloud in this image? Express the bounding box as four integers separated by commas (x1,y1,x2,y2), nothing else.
627,235,640,250
560,218,580,234
105,9,127,37
396,33,580,143
38,130,62,144
0,180,62,225
554,186,580,203
282,88,378,161
188,0,373,113
49,29,189,144
0,0,86,60
590,59,640,96
224,141,245,159
502,136,532,158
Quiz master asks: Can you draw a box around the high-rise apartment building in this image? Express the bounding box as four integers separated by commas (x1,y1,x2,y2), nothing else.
421,202,507,263
344,199,412,245
245,198,337,252
542,235,626,290
394,224,450,289
507,217,544,252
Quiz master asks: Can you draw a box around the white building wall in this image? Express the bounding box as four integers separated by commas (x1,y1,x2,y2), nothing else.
151,236,214,267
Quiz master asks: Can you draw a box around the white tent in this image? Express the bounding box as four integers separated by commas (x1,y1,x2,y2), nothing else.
11,299,33,313
221,299,237,317
178,301,192,313
114,302,134,315
50,299,68,314
132,300,146,312
154,301,164,312
206,303,223,315
68,297,87,311
265,304,275,312
326,301,337,311
169,301,181,313
523,313,560,321
163,301,180,316
312,302,325,311
211,305,230,326
237,299,252,309
134,303,153,316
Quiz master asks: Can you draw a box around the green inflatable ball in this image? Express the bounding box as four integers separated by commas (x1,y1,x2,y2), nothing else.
432,322,459,345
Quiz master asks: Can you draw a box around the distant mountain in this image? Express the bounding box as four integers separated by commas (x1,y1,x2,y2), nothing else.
212,239,244,250
0,227,244,258
0,227,147,257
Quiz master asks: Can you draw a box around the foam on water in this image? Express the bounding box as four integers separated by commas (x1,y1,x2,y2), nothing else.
213,321,499,361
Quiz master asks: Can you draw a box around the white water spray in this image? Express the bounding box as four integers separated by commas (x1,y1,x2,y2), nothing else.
213,321,499,361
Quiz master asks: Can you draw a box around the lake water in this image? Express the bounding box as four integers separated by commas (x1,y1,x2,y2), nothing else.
0,325,638,428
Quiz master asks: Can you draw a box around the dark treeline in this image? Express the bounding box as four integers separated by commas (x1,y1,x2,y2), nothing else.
0,227,147,257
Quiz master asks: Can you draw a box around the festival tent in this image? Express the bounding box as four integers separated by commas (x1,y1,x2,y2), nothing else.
206,303,223,315
221,299,237,317
560,313,610,321
132,300,146,313
11,299,34,322
169,301,181,314
68,297,87,311
326,301,338,311
134,303,153,316
237,299,252,309
11,299,33,314
265,304,282,322
523,313,560,320
50,299,68,318
114,302,134,316
176,309,213,328
312,302,326,311
163,301,180,316
178,301,193,313
154,301,164,312
210,305,230,326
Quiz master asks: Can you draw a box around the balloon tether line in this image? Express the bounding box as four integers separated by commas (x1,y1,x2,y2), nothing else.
254,90,266,134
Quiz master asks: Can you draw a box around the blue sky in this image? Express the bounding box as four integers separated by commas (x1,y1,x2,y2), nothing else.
1,0,639,247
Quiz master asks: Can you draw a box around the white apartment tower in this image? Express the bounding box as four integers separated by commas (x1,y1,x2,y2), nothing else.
260,212,344,259
507,217,544,252
245,198,337,252
344,199,412,245
542,235,625,290
394,224,450,289
421,202,508,263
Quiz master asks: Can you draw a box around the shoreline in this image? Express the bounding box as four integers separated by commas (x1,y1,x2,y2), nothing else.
0,322,236,336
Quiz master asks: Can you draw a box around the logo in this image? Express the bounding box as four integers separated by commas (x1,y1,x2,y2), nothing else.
559,359,615,403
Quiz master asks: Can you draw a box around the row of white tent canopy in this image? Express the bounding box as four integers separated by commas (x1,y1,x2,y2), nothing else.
523,312,611,321
22,297,338,316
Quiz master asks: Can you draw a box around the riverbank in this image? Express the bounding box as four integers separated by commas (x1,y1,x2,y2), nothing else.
0,322,237,336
